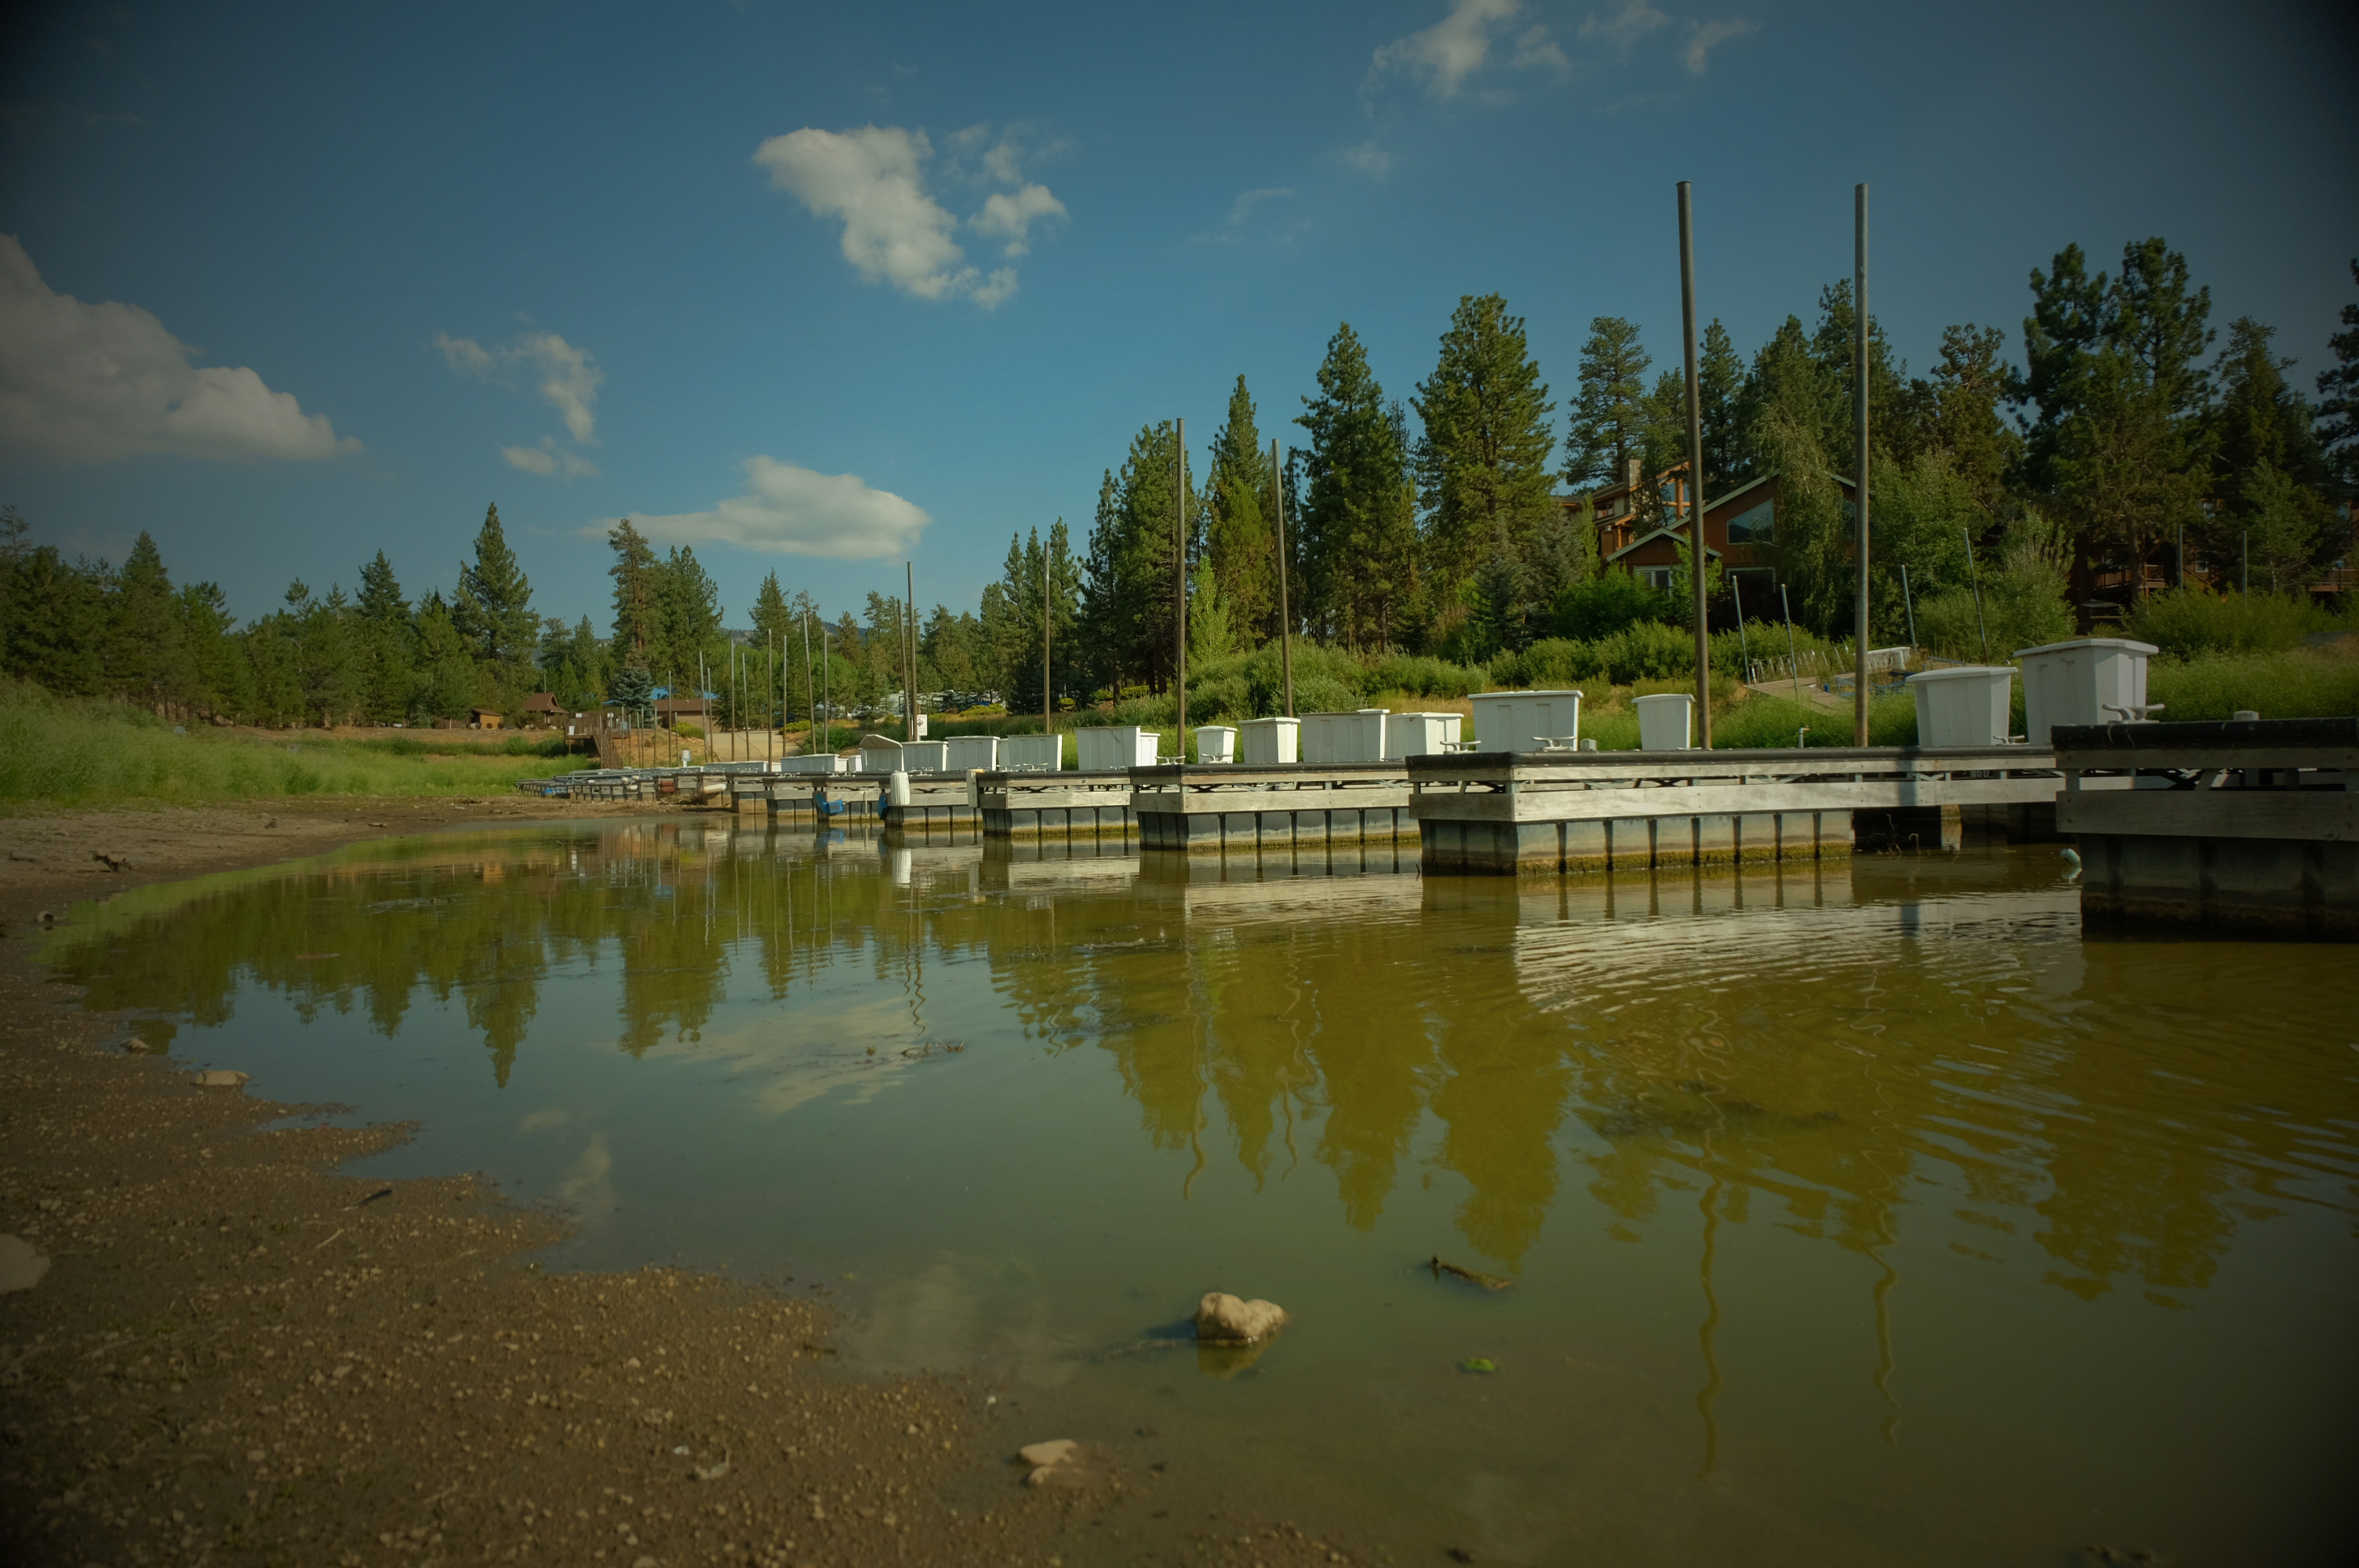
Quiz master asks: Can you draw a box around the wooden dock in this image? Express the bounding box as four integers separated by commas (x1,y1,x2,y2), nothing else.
1405,744,2081,875
1127,762,1416,851
2055,717,2357,939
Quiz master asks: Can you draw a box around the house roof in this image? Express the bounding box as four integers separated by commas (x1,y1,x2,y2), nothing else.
1607,526,1723,564
523,692,562,712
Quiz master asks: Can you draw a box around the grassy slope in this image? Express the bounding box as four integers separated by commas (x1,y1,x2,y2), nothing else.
0,684,595,809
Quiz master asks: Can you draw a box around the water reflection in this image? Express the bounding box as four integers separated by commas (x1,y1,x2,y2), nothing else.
39,819,2359,1562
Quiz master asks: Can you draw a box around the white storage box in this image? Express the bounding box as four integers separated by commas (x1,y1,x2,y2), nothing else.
900,741,948,774
1910,666,2015,747
1300,709,1389,764
1238,717,1299,766
779,753,849,775
856,735,903,774
1075,725,1158,771
1467,690,1584,753
1194,725,1237,764
943,734,999,772
1634,692,1694,750
2016,637,2157,745
998,733,1063,772
1383,711,1463,760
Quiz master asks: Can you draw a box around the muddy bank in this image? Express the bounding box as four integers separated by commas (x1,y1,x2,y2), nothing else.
0,801,1365,1566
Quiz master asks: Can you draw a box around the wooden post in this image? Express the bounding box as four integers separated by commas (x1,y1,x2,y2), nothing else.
1678,180,1711,748
1175,417,1187,751
1853,182,1872,746
1271,438,1293,717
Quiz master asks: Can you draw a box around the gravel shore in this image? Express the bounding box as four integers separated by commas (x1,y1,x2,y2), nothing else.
0,800,1366,1567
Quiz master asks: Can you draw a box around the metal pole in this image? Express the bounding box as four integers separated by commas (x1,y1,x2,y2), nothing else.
1780,583,1801,702
1964,526,1990,662
801,609,815,757
821,619,830,758
1678,180,1712,748
1175,417,1187,753
1900,563,1917,652
2241,532,2248,595
1732,570,1750,681
1043,532,1052,738
2175,522,2184,590
1271,438,1294,717
1852,182,1872,746
905,561,918,744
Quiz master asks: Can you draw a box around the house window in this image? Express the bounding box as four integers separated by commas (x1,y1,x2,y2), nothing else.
1638,567,1674,590
1726,498,1775,544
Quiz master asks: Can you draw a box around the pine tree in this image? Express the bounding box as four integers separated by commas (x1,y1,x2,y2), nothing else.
1920,324,2019,513
1561,318,1652,492
1203,377,1275,643
453,504,536,697
1412,293,1558,597
109,532,177,711
1697,320,1747,493
652,546,721,691
2315,259,2359,488
606,518,660,660
1297,325,1412,649
409,591,478,720
354,550,415,724
2209,315,2335,578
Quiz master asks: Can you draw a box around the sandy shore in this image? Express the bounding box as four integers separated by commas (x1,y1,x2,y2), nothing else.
0,799,1362,1567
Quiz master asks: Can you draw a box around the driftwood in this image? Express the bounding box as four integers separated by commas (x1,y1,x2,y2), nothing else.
1428,1255,1512,1292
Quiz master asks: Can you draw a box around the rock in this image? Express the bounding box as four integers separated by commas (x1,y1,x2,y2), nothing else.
92,850,133,872
1017,1439,1076,1471
1193,1291,1288,1345
191,1069,251,1089
0,1235,50,1294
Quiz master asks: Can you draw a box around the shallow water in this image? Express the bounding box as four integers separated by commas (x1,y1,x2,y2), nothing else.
44,820,2359,1564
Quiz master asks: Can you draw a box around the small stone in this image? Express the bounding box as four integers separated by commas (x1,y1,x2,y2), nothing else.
1193,1291,1288,1345
0,1235,50,1294
191,1069,250,1089
1016,1439,1076,1471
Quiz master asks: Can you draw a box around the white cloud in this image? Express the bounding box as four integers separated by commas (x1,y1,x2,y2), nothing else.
612,456,929,561
1366,0,1562,102
972,183,1067,258
1336,140,1393,178
1197,187,1296,245
436,328,603,444
1579,0,1670,50
0,233,357,465
502,437,598,480
754,124,1060,309
1684,16,1758,71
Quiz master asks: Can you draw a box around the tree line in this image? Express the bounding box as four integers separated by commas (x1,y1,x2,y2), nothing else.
3,239,2350,729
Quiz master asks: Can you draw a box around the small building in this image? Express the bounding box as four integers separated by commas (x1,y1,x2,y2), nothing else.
653,695,711,728
468,707,505,730
1565,463,1852,609
521,692,563,730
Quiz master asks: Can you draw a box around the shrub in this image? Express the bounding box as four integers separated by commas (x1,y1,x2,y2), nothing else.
2121,587,2335,659
1552,571,1679,641
2146,648,2359,720
1594,621,1693,684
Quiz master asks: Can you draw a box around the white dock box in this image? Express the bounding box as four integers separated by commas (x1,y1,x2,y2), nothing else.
1075,725,1158,771
1634,692,1694,750
1910,666,2015,747
943,734,1000,772
2016,637,2157,745
998,733,1063,772
1193,725,1238,764
856,735,903,774
1383,711,1463,759
780,753,850,775
1238,717,1299,765
1467,690,1584,753
1300,709,1389,764
900,741,948,774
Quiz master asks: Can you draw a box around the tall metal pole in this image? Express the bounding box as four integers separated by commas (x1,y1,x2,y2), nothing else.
1042,532,1052,738
1678,180,1711,748
1852,182,1873,746
1271,438,1294,717
1780,583,1801,703
821,619,830,757
801,609,815,757
904,561,918,744
1964,526,1990,662
1174,417,1187,752
1900,563,1917,652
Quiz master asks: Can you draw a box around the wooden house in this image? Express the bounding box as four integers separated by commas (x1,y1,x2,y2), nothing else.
1564,461,1854,611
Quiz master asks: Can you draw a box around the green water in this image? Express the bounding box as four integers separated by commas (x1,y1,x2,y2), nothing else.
42,820,2359,1564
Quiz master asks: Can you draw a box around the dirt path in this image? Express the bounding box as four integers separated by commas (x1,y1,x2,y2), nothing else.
0,800,1364,1567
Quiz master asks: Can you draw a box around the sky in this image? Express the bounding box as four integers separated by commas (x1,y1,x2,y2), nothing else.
2,0,2355,633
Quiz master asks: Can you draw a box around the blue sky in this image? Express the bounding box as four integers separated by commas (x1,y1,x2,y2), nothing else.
3,0,2354,632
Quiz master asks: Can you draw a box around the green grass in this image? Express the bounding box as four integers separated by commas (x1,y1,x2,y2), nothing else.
0,681,597,809
2145,647,2359,720
2121,588,2352,659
